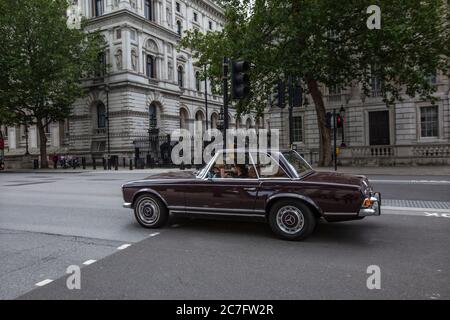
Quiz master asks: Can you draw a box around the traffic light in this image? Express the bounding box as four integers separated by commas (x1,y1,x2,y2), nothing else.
231,60,250,99
336,114,343,128
273,80,286,108
326,112,332,128
292,81,303,108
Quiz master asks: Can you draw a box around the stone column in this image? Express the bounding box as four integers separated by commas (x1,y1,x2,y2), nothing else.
123,25,131,71
171,0,176,32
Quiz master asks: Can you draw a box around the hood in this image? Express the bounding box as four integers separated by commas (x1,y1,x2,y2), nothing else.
302,170,367,188
143,170,197,180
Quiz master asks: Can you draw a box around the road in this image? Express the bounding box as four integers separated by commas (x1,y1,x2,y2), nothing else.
1,169,449,299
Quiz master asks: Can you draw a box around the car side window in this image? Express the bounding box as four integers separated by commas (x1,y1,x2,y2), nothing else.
207,151,257,179
251,152,289,179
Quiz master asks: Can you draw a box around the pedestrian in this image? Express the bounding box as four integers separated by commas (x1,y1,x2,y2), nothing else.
52,154,58,169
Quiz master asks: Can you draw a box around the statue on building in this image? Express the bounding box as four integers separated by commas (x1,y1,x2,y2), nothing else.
131,50,138,71
115,49,123,70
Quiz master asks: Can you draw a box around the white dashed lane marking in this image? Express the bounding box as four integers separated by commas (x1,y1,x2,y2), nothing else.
149,232,160,237
83,259,97,265
382,208,450,218
117,244,131,250
370,179,450,185
35,279,53,287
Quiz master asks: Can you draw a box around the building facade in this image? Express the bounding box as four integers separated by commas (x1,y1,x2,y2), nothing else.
2,0,260,166
2,1,449,167
267,73,450,166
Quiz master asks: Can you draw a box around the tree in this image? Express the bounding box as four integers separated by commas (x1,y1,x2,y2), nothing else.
181,0,449,166
0,0,105,168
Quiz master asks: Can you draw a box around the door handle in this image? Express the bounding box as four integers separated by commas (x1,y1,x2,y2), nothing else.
243,187,257,191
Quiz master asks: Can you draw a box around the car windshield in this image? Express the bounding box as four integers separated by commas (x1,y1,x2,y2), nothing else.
281,150,313,178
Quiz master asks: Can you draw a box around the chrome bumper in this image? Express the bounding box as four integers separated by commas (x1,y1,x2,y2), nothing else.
123,202,132,209
359,192,381,217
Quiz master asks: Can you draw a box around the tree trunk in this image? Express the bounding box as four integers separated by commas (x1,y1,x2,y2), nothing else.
305,76,332,167
37,119,49,168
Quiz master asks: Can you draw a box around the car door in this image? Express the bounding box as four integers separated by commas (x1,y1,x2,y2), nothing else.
184,151,262,215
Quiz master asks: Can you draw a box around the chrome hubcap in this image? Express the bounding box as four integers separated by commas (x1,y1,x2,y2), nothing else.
138,198,160,225
276,205,304,234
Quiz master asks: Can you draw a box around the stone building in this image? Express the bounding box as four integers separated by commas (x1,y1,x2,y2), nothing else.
1,0,259,167
267,73,450,166
2,1,449,167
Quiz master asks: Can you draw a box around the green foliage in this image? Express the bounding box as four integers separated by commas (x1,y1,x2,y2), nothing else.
181,0,450,113
0,0,105,126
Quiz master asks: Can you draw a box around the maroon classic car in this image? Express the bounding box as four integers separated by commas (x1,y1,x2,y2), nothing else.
122,149,381,240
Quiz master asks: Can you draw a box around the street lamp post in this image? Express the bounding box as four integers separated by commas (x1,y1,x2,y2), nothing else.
24,120,29,155
105,84,110,169
204,64,209,131
147,112,158,168
222,57,229,150
340,105,346,147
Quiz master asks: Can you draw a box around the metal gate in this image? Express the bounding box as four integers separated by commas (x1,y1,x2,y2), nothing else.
132,134,173,168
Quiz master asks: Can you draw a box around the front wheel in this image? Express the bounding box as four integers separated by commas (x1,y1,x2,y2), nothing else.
134,194,168,228
268,200,316,241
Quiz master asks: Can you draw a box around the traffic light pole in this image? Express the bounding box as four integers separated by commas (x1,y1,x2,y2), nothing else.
204,64,209,131
333,108,337,171
223,57,229,150
288,76,293,149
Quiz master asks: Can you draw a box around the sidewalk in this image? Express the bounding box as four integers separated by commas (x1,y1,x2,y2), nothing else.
2,165,449,176
0,166,186,174
315,165,450,176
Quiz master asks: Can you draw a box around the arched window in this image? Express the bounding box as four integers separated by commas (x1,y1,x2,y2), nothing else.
246,118,252,129
97,102,106,128
195,110,205,134
149,103,157,128
236,117,242,129
211,113,218,129
176,20,182,36
144,0,153,21
195,71,201,91
146,55,156,78
177,65,184,87
179,108,189,129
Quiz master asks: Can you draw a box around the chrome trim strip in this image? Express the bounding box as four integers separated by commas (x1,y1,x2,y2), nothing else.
170,210,266,217
324,212,358,216
123,202,132,209
168,206,266,214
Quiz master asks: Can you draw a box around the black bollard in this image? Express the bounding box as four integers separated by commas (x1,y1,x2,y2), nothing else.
115,158,118,171
123,158,126,168
103,158,107,170
93,158,96,170
129,159,133,170
82,157,86,170
107,158,111,170
180,161,185,170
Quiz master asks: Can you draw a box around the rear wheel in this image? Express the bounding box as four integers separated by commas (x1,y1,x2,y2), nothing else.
268,200,316,241
134,194,168,228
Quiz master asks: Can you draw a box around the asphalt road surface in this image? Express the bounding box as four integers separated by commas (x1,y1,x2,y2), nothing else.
1,170,449,300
